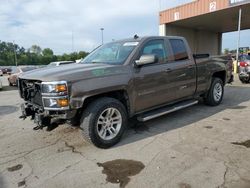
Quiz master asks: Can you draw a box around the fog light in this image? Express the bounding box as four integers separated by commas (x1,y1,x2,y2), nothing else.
57,98,69,107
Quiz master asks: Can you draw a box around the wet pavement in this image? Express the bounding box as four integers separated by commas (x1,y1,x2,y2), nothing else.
0,75,250,188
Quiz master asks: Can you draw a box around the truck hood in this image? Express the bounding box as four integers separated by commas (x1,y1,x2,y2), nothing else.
19,63,127,82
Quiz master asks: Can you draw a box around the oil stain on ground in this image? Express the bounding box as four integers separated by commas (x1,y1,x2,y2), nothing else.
97,159,145,188
232,140,250,148
7,164,23,172
18,180,26,187
0,105,18,116
204,126,213,129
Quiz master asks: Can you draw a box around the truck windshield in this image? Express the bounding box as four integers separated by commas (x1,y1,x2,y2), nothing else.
81,41,138,65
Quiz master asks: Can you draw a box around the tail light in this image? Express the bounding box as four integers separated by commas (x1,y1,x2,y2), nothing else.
240,62,249,67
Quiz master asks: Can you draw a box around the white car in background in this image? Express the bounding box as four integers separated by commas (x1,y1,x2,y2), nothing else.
0,69,3,76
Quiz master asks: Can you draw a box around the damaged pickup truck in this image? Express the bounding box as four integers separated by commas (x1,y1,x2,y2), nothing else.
18,36,233,148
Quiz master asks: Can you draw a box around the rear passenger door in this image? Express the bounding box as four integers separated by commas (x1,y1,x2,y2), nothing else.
168,38,196,99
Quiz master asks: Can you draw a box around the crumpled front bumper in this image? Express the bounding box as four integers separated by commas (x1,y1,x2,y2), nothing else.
20,102,77,127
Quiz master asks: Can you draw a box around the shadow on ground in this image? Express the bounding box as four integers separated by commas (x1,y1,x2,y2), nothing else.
115,85,250,147
1,86,17,91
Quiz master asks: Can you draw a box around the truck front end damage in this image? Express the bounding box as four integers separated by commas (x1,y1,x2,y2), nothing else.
18,79,76,130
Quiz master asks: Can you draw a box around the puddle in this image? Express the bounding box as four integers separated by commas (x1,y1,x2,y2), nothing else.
0,105,18,116
18,180,26,187
97,159,145,188
229,106,247,110
179,183,191,188
204,126,213,129
7,164,23,172
232,140,250,148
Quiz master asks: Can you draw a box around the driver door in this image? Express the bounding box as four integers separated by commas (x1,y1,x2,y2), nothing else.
133,39,176,112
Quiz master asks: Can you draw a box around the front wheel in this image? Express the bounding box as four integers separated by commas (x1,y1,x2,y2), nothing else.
80,97,127,148
204,77,224,106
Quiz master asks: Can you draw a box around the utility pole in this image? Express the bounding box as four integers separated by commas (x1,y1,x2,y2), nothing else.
236,8,242,73
100,28,104,45
13,41,17,67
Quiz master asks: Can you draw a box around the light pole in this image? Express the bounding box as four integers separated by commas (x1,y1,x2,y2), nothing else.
100,28,104,45
236,8,242,73
13,41,17,67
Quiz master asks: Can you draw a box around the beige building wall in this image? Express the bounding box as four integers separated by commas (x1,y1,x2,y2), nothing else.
165,25,222,55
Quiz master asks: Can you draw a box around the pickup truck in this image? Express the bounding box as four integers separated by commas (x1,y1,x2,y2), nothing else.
18,36,233,148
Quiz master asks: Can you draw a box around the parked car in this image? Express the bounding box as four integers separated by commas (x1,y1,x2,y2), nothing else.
239,54,250,83
1,68,12,75
48,61,75,66
0,69,3,76
8,67,37,86
18,36,233,148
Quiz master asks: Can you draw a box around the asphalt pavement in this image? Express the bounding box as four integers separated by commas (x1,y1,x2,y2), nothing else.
0,75,250,188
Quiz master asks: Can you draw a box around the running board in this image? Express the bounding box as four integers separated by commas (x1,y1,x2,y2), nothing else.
137,100,198,122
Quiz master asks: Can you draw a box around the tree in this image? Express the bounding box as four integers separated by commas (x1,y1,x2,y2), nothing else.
29,45,42,55
0,40,89,66
224,48,230,55
42,48,54,56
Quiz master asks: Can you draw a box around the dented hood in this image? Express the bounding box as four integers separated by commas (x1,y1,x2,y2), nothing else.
19,63,126,82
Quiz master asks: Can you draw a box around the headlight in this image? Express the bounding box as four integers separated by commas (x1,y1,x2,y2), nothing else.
43,97,69,110
41,81,69,110
41,81,68,95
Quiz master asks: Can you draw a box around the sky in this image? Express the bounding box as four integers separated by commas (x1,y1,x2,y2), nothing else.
0,0,249,54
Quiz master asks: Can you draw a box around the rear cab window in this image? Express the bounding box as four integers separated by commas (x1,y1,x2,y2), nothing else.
169,39,189,61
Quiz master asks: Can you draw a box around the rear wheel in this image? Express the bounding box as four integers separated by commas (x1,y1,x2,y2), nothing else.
80,97,127,148
204,77,224,106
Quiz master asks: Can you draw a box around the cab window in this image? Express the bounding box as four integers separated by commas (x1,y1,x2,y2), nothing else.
169,39,189,61
142,40,167,63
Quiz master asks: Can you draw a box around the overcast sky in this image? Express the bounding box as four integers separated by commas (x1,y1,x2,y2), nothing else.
1,0,249,54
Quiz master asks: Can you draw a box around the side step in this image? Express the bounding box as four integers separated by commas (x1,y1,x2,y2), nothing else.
137,100,198,122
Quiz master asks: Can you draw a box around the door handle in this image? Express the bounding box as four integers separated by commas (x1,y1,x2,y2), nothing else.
164,68,172,73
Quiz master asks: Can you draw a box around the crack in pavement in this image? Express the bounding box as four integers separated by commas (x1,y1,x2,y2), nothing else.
50,160,82,180
217,162,229,188
0,139,61,166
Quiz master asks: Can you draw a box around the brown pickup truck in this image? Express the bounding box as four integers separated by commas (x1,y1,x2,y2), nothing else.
18,36,233,148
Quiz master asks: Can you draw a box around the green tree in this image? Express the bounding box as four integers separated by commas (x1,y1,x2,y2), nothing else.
224,48,230,55
29,45,42,55
0,40,89,66
42,48,54,56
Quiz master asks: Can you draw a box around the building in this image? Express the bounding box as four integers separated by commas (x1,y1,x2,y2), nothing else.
159,0,250,55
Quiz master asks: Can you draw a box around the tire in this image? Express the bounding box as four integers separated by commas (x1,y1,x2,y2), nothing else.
204,77,224,106
239,77,250,84
80,97,128,149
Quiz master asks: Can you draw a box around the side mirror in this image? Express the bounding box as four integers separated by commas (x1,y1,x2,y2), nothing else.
135,54,157,67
